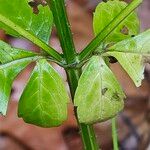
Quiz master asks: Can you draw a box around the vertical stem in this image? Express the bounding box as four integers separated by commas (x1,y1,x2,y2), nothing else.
67,69,99,150
46,0,99,149
46,0,76,63
112,117,119,150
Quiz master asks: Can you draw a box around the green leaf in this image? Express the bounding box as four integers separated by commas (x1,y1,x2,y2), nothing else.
74,56,125,124
0,0,53,44
106,29,150,87
0,40,37,63
93,0,139,43
0,57,36,115
18,59,69,127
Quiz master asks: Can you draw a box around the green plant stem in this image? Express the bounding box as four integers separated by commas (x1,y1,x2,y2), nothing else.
67,69,99,150
0,14,62,62
112,117,119,150
46,0,76,63
79,0,142,62
47,0,99,149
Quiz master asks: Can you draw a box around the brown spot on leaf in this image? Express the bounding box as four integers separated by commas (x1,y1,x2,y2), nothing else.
111,92,120,101
102,0,108,2
28,0,47,14
102,88,108,95
105,42,115,49
120,25,129,35
143,56,150,64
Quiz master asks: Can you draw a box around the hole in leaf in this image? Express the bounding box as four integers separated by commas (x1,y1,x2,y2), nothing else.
28,0,47,14
109,56,118,64
131,35,135,37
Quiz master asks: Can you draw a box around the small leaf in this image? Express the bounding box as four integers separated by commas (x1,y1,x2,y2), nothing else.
93,0,139,43
0,40,37,63
0,0,53,43
74,56,125,124
0,57,36,115
18,59,69,127
106,29,150,87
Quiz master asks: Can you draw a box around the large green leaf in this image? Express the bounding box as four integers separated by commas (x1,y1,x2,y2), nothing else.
74,56,125,124
0,0,53,44
106,29,150,87
93,0,139,43
0,57,36,115
0,40,37,63
18,59,69,127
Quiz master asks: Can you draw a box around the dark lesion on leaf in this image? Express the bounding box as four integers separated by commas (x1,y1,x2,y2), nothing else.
143,56,150,64
131,35,135,37
28,0,47,14
102,0,108,2
102,88,108,95
111,92,120,101
120,25,129,35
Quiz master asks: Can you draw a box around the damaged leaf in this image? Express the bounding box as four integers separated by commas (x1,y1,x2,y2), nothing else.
28,0,47,14
74,56,125,124
0,0,53,44
93,0,139,43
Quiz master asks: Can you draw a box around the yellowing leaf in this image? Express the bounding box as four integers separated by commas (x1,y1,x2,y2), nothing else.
18,59,69,127
74,56,125,124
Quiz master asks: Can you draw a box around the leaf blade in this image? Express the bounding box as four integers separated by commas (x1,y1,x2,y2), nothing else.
18,59,69,127
0,40,37,63
0,57,37,115
74,56,125,124
106,29,150,87
93,0,140,43
0,0,53,44
0,1,63,61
